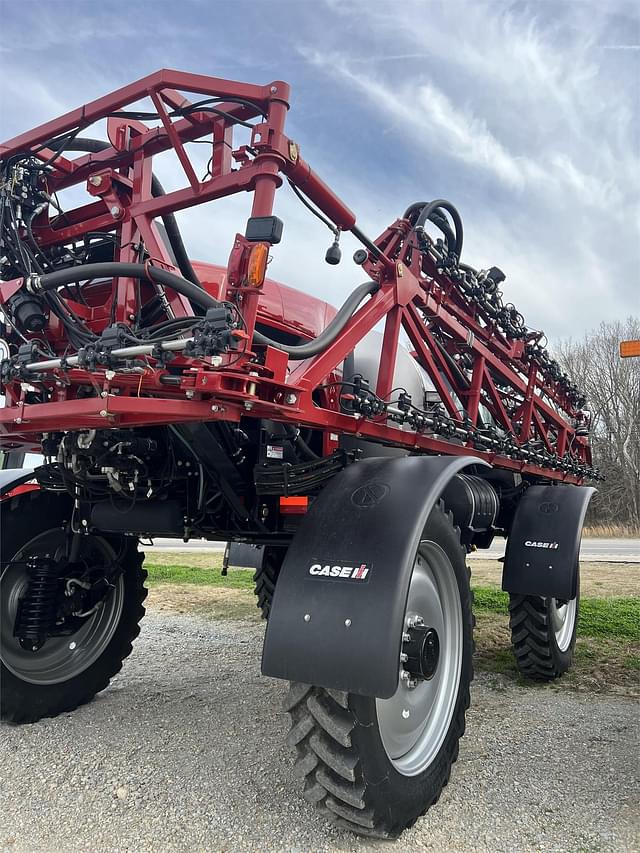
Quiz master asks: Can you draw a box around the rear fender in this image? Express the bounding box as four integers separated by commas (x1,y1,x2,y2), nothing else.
261,454,488,699
502,483,595,599
0,468,37,500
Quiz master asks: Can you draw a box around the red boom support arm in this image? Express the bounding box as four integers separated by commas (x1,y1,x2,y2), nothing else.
0,70,594,484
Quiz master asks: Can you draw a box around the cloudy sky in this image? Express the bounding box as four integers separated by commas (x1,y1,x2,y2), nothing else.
1,0,638,341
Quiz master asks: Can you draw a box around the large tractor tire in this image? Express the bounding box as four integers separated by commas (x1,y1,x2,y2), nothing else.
508,580,579,681
254,546,286,620
284,503,474,838
0,490,147,724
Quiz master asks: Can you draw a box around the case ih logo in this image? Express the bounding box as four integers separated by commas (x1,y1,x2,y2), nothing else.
350,482,390,508
308,563,370,581
524,540,559,550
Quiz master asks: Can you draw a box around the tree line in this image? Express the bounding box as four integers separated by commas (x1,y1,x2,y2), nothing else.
556,317,640,531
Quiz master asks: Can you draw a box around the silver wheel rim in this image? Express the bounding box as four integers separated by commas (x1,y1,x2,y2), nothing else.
549,597,577,652
376,540,463,776
1,529,124,685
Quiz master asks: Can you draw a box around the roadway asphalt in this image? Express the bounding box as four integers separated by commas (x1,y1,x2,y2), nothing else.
472,538,640,562
146,537,640,562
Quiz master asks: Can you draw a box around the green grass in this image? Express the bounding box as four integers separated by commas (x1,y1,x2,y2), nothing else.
474,586,640,641
145,559,639,692
145,562,640,644
145,563,255,590
473,586,509,613
579,598,640,640
473,585,640,641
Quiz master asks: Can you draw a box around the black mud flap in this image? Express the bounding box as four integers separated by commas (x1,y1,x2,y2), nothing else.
502,483,595,599
261,454,487,699
223,542,265,572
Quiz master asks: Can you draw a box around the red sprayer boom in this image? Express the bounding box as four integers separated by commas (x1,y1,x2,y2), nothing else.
0,71,596,839
0,69,593,481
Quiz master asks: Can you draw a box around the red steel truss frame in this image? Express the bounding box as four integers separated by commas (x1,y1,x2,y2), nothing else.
0,70,591,483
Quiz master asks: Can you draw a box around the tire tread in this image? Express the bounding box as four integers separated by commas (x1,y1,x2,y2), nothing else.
1,492,147,724
508,591,576,681
284,502,473,839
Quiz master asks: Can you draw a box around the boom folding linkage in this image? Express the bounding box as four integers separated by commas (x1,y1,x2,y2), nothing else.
0,70,595,483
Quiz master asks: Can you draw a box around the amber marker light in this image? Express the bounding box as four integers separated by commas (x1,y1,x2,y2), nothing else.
247,243,269,287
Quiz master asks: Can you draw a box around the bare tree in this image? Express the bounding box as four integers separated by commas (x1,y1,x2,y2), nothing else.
556,317,640,530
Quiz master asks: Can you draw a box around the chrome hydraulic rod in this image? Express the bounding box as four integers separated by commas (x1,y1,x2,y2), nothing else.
24,337,193,372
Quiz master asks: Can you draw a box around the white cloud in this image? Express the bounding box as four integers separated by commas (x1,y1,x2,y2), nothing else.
1,0,637,341
0,50,370,313
296,0,639,337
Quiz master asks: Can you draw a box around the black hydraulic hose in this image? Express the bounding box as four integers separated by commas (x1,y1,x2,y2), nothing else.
32,262,220,312
414,199,463,257
429,211,456,251
40,139,379,361
283,425,319,460
33,265,376,363
350,224,385,260
253,280,379,359
62,138,201,287
148,174,201,288
405,199,464,257
403,202,454,234
402,202,425,222
431,335,470,390
402,202,457,253
294,432,319,460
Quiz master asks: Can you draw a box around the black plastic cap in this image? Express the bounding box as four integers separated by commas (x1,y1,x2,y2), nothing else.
325,241,342,265
245,216,284,244
9,292,47,333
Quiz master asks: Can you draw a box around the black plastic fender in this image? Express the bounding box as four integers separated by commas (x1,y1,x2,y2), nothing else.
502,483,595,599
261,454,487,699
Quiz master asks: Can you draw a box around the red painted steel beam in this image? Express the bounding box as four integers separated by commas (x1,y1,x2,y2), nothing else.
375,306,402,400
149,90,200,190
284,154,356,231
0,396,243,434
0,70,591,482
465,356,484,427
415,290,575,434
0,69,278,158
296,287,396,391
402,307,462,420
480,364,514,432
0,392,583,484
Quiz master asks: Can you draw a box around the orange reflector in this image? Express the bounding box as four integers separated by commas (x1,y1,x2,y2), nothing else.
247,243,268,287
620,340,640,358
279,496,309,515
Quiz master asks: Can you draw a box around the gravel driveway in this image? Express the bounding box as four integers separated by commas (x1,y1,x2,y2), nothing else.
1,612,638,853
